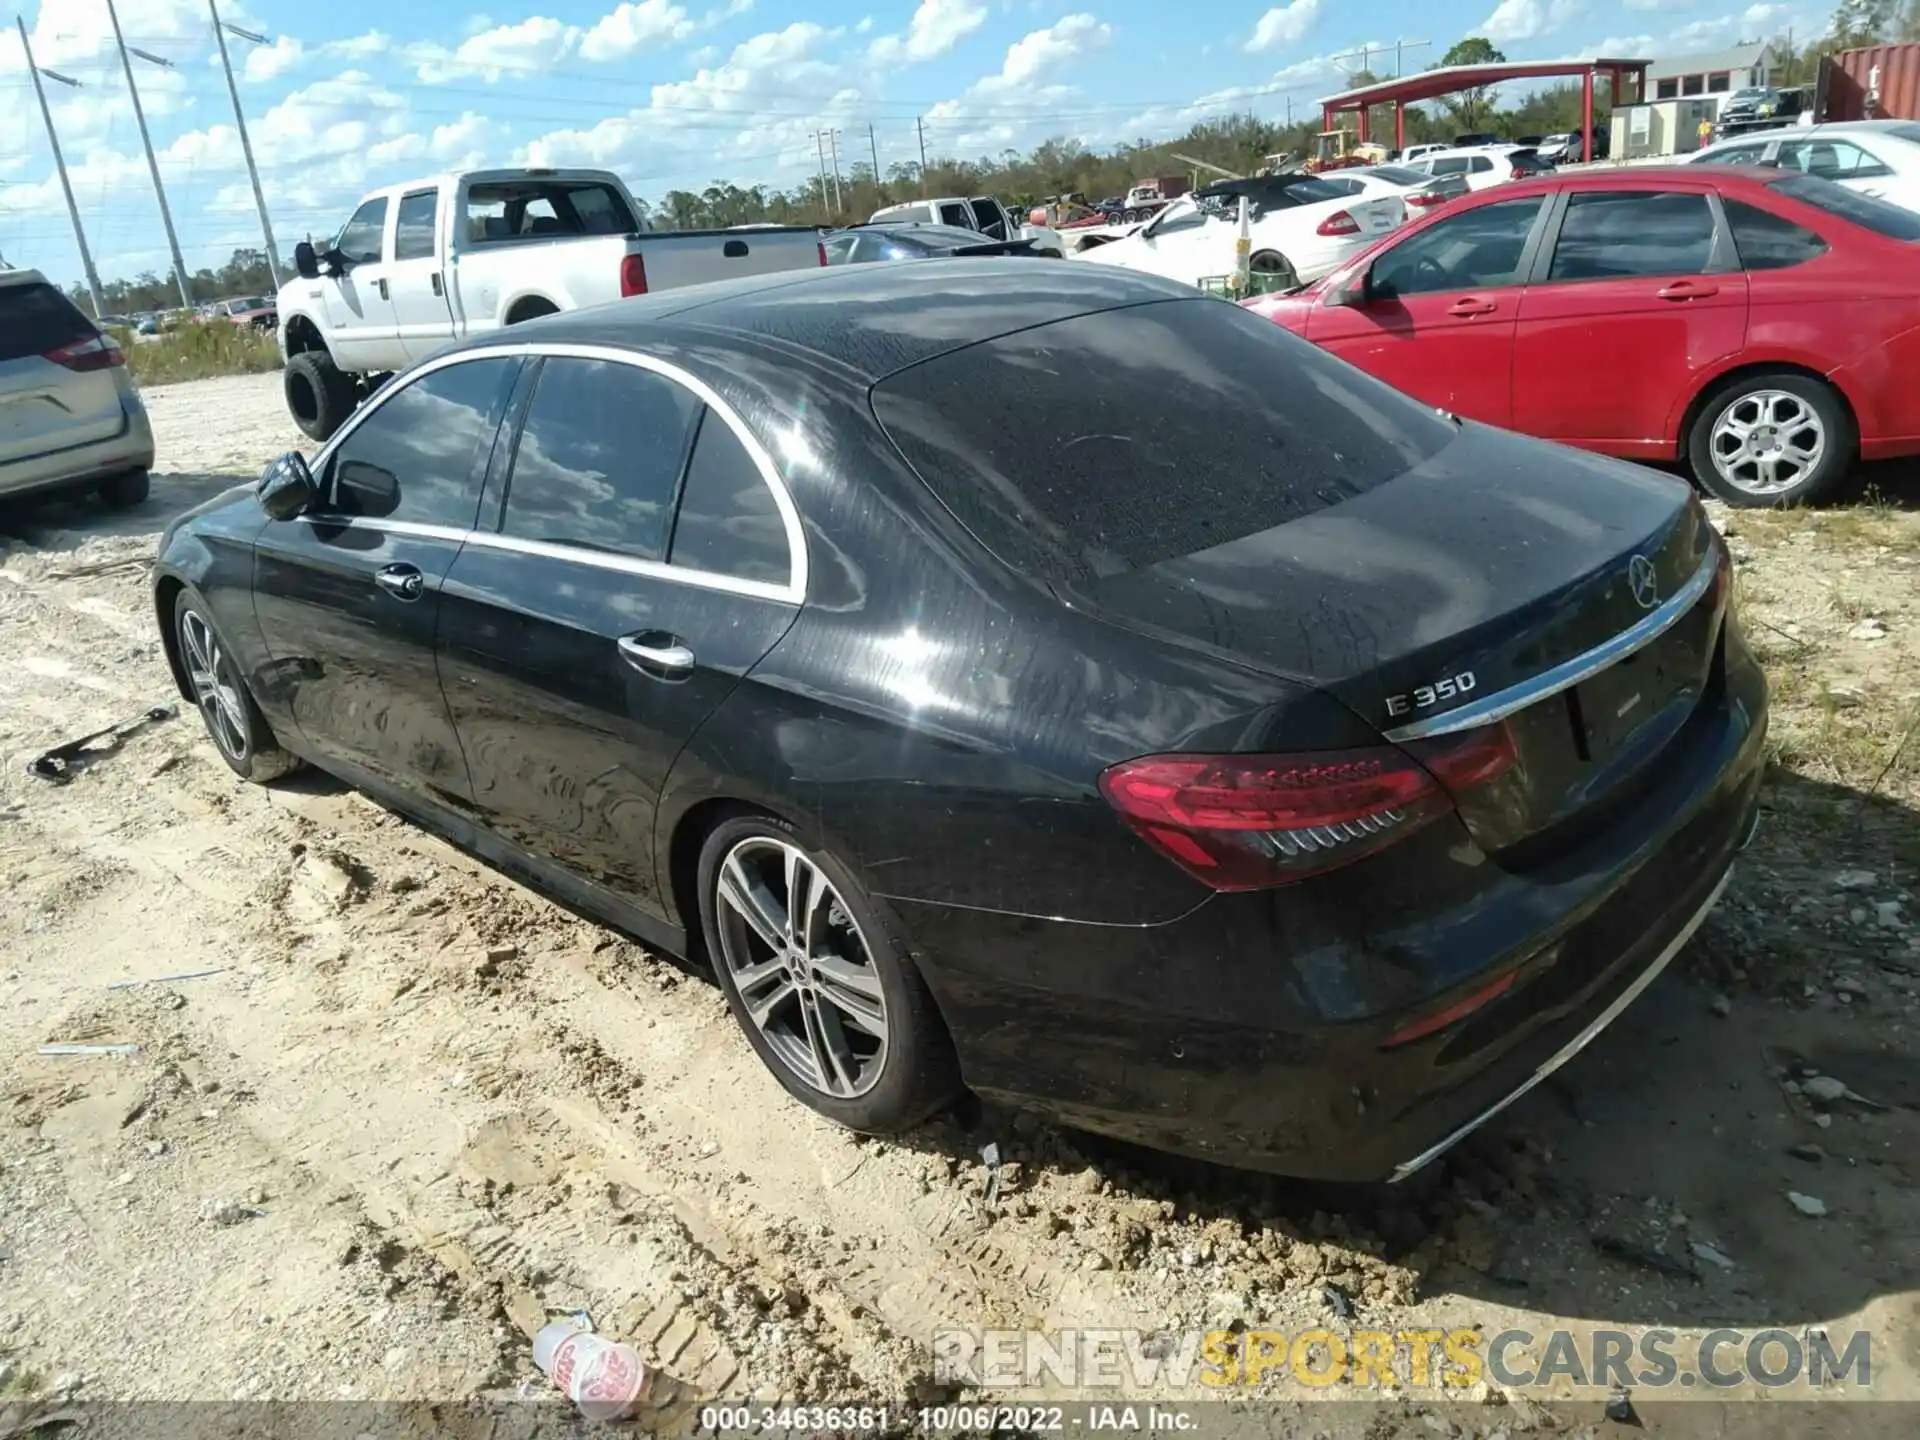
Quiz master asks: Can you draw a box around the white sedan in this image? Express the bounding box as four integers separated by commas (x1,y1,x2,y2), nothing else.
1690,120,1920,212
1075,185,1403,290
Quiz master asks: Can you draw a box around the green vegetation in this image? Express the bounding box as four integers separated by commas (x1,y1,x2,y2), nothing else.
113,323,283,388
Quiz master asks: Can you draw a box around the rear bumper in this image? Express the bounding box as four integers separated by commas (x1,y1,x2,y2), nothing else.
897,630,1768,1182
0,384,155,501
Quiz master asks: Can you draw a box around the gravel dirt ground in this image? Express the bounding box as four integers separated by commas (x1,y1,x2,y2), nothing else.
1,371,1917,1437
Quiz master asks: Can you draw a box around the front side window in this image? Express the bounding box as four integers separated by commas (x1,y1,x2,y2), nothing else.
937,202,972,228
1370,197,1545,298
394,191,437,261
822,235,857,264
1149,201,1209,236
501,358,701,561
326,359,516,528
335,198,388,265
1724,199,1830,270
1547,191,1716,281
667,411,791,586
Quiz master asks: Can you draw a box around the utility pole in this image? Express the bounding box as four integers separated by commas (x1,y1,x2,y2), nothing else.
815,130,832,219
1391,39,1432,77
916,117,928,194
207,0,282,287
826,128,844,212
17,18,106,318
867,122,880,188
105,0,193,307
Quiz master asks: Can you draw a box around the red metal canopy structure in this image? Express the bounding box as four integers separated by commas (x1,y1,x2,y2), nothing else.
1318,57,1651,162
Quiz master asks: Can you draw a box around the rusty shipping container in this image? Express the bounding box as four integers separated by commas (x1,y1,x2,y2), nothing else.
1819,43,1920,123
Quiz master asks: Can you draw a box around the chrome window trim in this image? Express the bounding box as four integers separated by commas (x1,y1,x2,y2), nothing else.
307,341,808,603
1383,543,1720,742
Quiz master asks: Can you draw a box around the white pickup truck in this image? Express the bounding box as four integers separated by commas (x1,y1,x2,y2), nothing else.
277,167,825,440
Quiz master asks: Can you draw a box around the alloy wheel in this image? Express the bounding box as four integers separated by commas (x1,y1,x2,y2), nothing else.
1708,389,1827,497
179,611,250,760
714,837,890,1099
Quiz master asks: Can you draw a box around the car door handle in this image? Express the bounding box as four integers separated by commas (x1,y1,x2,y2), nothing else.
374,563,425,601
618,634,695,677
1448,298,1498,316
1657,280,1718,300
377,277,389,301
430,272,443,296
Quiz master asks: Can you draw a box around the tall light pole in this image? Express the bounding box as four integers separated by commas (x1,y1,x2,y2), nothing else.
207,0,282,287
826,128,844,212
105,0,193,307
814,130,832,219
16,17,106,317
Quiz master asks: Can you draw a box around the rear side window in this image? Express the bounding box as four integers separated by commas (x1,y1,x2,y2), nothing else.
668,411,790,585
872,299,1456,588
1771,173,1920,240
394,190,437,260
327,358,517,528
1724,200,1829,269
0,282,96,362
502,358,701,561
1548,191,1715,280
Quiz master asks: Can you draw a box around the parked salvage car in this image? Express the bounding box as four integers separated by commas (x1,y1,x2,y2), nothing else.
1079,183,1404,289
1,268,154,510
1243,165,1920,507
277,167,827,444
869,196,1065,257
152,262,1765,1182
822,222,1041,263
1691,120,1920,213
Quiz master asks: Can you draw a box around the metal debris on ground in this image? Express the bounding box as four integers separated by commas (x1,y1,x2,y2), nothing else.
1322,1281,1355,1319
981,1141,1003,1209
26,705,177,785
37,1042,140,1057
1786,1191,1828,1218
106,967,227,990
1592,1233,1697,1280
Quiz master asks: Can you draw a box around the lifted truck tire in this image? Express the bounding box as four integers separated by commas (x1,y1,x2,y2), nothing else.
285,350,358,444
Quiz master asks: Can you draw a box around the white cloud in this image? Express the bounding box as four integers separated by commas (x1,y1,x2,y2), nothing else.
1480,0,1582,43
242,35,305,83
868,0,989,65
856,14,875,32
996,13,1112,87
416,15,582,82
580,0,698,61
1595,33,1657,56
322,31,393,59
1245,0,1323,55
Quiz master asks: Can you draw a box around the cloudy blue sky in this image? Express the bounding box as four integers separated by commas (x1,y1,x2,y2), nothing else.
1,0,1833,291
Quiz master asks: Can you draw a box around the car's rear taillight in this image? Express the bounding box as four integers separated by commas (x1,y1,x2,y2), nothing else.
1406,190,1447,209
817,241,828,267
1316,210,1361,237
620,254,648,297
1510,166,1526,180
1098,748,1454,890
45,333,125,372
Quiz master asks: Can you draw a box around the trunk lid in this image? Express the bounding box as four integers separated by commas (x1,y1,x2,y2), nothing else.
0,281,127,466
1074,423,1723,856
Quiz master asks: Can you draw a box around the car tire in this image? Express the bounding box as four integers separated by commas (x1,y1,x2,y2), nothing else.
698,812,962,1134
1687,371,1853,508
172,590,302,784
284,350,357,444
98,469,149,509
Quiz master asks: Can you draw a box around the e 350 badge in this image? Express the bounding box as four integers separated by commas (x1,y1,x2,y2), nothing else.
1386,671,1477,719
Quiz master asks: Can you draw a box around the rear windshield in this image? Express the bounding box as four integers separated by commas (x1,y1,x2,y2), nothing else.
0,282,96,363
1772,173,1920,240
464,180,637,243
1363,165,1431,186
871,298,1456,587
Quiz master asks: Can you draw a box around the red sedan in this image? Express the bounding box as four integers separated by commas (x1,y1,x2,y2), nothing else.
1241,166,1920,506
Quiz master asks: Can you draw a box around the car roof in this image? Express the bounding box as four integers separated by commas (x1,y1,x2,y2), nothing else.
435,259,1200,385
0,267,50,290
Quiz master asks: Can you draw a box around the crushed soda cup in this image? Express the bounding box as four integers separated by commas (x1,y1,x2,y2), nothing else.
533,1320,653,1421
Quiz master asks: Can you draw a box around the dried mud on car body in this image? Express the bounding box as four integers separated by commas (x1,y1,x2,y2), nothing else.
0,372,1915,1427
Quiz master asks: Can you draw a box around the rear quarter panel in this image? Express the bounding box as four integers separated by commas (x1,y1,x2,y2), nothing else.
445,235,634,334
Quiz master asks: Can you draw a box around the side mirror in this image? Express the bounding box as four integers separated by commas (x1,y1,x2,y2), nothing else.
257,452,316,520
293,241,320,280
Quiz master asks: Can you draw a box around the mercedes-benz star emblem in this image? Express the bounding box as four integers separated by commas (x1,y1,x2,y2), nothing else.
1627,554,1660,610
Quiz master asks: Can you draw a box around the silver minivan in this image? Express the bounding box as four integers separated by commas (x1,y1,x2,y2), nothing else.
0,268,155,509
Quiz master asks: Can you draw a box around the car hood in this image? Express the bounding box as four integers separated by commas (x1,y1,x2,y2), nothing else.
1239,289,1321,332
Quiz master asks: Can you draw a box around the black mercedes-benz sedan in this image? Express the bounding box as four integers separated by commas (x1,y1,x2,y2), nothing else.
152,261,1767,1183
